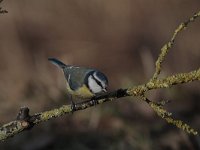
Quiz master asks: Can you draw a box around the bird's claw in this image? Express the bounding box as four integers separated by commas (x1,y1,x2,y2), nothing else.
71,101,76,113
92,99,98,106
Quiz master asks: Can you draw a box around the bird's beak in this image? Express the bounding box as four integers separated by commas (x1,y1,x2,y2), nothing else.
102,88,107,92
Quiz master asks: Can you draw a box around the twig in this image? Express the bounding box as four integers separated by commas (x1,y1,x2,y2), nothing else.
0,0,7,14
152,11,200,80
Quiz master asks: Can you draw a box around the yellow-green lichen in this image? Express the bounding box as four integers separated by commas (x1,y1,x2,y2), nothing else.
40,105,71,122
165,117,198,135
149,102,172,118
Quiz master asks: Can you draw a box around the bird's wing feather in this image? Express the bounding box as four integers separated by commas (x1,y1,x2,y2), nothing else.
66,67,93,91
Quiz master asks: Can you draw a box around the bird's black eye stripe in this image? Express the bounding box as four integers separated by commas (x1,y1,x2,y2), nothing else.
91,74,103,88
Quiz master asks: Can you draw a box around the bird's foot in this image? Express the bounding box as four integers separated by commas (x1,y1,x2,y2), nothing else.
70,101,76,113
92,99,98,106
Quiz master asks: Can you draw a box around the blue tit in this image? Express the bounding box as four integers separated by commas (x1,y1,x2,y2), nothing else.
48,58,108,101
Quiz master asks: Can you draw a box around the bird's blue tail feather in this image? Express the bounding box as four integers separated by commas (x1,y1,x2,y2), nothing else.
48,58,67,69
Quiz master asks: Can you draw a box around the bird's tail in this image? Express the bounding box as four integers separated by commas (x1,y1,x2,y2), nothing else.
48,58,68,69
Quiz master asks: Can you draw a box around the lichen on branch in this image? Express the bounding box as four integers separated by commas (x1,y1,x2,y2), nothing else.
152,11,200,80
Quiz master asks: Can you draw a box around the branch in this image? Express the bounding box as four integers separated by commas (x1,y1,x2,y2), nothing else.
0,69,199,141
152,11,200,80
0,11,200,141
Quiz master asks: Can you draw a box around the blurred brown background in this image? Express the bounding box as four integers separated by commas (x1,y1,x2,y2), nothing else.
0,0,200,150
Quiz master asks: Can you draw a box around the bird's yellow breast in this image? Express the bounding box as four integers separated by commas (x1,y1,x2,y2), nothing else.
66,82,94,99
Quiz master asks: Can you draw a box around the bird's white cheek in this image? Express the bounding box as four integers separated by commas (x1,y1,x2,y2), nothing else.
93,72,106,88
88,76,102,94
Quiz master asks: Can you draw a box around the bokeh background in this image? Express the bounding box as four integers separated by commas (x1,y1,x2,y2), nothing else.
0,0,200,150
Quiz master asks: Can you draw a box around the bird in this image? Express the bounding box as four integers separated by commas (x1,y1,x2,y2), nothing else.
48,58,108,110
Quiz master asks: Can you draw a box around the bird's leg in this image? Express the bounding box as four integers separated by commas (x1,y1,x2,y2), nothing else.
69,95,76,113
71,100,76,113
91,97,98,106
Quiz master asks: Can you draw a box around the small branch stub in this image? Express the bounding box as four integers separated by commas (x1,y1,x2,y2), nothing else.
16,107,30,121
16,107,33,130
